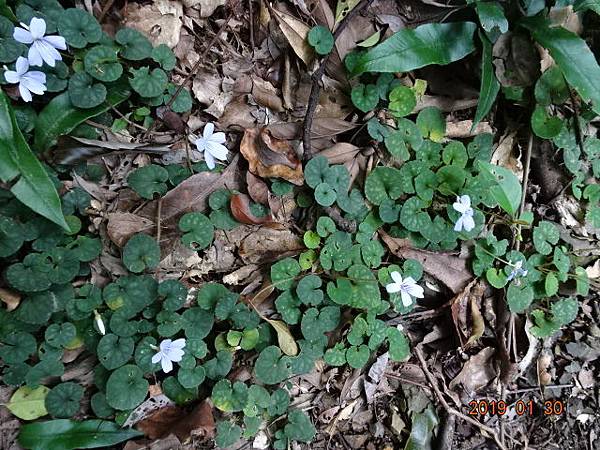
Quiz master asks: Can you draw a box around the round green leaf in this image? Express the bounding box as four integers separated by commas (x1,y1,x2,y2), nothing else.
533,221,559,255
5,253,52,292
122,233,160,273
84,46,123,82
163,84,193,113
106,364,149,410
159,279,187,311
275,290,302,325
304,156,329,189
216,421,242,448
68,72,106,109
387,327,410,361
384,130,410,160
45,322,76,348
116,27,152,60
388,85,416,117
6,386,49,420
314,182,337,206
324,165,350,193
486,268,507,288
442,141,468,167
324,343,347,366
351,83,379,112
296,275,323,306
534,66,568,106
416,106,445,142
303,230,320,249
45,382,83,418
284,410,316,443
316,216,336,237
90,392,115,418
58,8,101,48
307,25,334,55
129,67,168,98
0,216,25,257
397,118,423,149
254,346,290,385
271,257,301,291
400,196,431,232
179,212,214,250
127,164,168,199
97,333,134,369
178,366,206,389
506,283,534,313
0,17,26,63
345,344,369,368
551,297,578,325
544,272,559,296
365,167,403,205
152,44,176,70
531,105,563,139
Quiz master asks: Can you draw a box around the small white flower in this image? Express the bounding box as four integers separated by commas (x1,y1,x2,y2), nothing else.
194,123,228,170
151,338,186,373
93,310,105,335
13,17,66,67
4,57,46,102
386,271,424,307
452,194,475,232
506,260,528,282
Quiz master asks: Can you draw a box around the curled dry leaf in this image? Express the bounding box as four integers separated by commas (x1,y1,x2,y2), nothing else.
239,228,304,264
234,75,284,112
269,6,314,65
0,287,21,311
316,142,361,165
450,280,485,348
230,193,274,225
107,213,155,247
448,346,497,394
246,172,269,205
240,127,304,185
380,230,473,294
122,0,183,48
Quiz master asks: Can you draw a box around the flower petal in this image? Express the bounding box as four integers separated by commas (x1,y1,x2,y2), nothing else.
205,141,228,161
25,70,46,85
33,40,61,66
3,70,20,84
400,291,413,308
44,35,66,50
454,215,464,232
151,352,163,364
168,348,184,361
462,214,475,232
161,357,173,373
159,339,172,351
204,151,215,169
15,56,29,75
195,137,207,152
18,84,32,102
171,338,186,349
27,45,43,67
203,122,214,139
390,271,403,284
459,194,471,208
453,199,468,214
404,282,424,298
21,75,46,95
386,282,401,294
13,27,33,44
29,17,46,39
210,132,226,144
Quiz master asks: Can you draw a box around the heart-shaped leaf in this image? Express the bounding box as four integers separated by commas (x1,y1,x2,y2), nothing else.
68,72,107,109
129,67,168,98
58,8,101,48
179,212,214,250
116,27,152,60
84,46,123,82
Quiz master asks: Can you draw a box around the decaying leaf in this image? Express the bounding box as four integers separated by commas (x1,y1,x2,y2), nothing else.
316,142,361,165
0,288,21,311
380,231,472,294
135,400,215,441
269,6,314,65
448,347,496,393
239,228,304,264
450,280,485,348
246,172,269,205
266,319,298,356
122,0,183,48
107,213,155,247
240,128,304,185
230,194,274,225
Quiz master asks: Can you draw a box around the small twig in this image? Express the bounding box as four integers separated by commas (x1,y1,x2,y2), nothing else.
248,0,255,52
302,0,374,160
155,197,163,245
415,346,508,450
98,0,115,22
111,106,148,132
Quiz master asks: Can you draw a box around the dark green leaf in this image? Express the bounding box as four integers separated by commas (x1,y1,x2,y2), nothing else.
472,31,499,130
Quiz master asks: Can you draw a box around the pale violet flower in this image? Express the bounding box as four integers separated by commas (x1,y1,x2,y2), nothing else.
453,194,475,232
507,260,528,282
386,271,424,307
93,310,106,335
13,17,66,67
194,123,228,170
4,57,46,102
152,338,185,373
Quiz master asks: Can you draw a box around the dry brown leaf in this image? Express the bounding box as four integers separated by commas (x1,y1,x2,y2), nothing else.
107,213,155,247
184,0,226,17
240,127,304,185
235,75,285,112
316,142,360,164
446,120,494,138
122,0,183,47
586,259,600,279
136,400,215,441
269,7,314,65
448,347,496,393
192,70,222,106
246,171,269,205
267,118,358,141
230,194,274,225
239,228,303,264
380,230,472,294
491,132,523,181
139,155,241,223
0,288,21,311
466,288,485,348
537,350,553,386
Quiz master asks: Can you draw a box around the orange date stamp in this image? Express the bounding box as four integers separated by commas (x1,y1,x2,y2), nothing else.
467,399,566,416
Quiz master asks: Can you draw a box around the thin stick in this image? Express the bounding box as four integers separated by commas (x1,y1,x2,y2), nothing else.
111,106,148,132
415,346,508,450
248,0,255,52
156,197,163,245
302,0,374,160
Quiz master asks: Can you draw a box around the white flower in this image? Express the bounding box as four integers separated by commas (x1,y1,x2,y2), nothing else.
194,123,228,170
506,260,528,282
13,17,66,67
452,194,475,232
93,310,106,335
4,57,47,102
151,338,186,373
386,271,424,307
